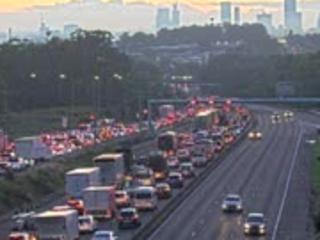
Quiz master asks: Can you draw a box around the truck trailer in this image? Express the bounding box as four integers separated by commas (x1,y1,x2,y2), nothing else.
65,167,100,199
33,209,79,240
92,153,124,186
83,186,116,219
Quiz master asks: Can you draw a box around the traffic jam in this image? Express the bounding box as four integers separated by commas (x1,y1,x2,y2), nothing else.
0,103,199,176
8,99,254,240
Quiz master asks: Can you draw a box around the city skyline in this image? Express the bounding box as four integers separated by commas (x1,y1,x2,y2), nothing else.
0,0,318,33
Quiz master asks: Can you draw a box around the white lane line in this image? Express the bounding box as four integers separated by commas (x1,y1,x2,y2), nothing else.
271,128,303,240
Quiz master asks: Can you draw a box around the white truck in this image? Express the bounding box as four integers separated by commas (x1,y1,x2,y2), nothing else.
83,186,116,219
92,153,124,185
15,136,52,161
33,209,79,240
65,167,100,199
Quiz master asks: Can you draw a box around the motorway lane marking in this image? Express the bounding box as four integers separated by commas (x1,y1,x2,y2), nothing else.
271,127,303,240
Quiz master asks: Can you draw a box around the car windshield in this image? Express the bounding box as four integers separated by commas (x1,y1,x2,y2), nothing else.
94,233,111,240
115,192,125,198
170,175,180,180
136,192,152,199
248,216,264,223
121,211,134,217
226,196,240,201
193,153,204,157
79,218,91,224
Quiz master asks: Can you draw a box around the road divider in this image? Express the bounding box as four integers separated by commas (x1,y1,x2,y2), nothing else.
132,116,256,240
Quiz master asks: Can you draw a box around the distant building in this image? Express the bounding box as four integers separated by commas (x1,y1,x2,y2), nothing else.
221,2,232,24
284,0,302,33
172,4,181,29
234,7,241,25
257,13,274,35
0,32,6,43
156,8,171,31
64,24,80,38
317,14,320,30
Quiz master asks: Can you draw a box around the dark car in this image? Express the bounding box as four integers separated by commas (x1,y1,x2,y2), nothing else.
167,172,184,188
155,182,172,199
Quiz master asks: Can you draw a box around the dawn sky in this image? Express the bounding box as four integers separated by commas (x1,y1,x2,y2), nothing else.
0,0,318,11
0,0,318,33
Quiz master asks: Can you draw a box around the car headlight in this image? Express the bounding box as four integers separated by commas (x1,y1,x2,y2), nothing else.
244,223,250,229
259,224,266,229
237,205,242,209
222,204,227,209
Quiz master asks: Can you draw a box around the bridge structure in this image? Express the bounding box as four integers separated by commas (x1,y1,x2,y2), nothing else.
146,97,320,133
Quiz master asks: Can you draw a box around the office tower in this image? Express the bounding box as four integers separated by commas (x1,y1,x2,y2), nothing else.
234,6,241,25
257,13,273,34
221,2,232,24
172,4,181,29
284,0,302,33
156,8,171,31
317,13,320,29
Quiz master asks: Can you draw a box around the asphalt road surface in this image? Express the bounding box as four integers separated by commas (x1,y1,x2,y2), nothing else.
2,108,317,240
147,109,313,240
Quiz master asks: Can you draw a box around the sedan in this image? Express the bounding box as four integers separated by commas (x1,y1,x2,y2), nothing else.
243,213,267,236
221,194,243,213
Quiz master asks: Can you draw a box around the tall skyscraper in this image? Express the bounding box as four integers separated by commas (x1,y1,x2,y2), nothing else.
317,14,320,29
234,7,241,25
156,8,171,31
221,2,232,24
257,13,274,34
172,4,181,29
284,0,302,33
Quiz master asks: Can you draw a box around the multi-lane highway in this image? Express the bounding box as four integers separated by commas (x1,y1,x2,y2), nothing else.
2,107,317,240
147,109,311,240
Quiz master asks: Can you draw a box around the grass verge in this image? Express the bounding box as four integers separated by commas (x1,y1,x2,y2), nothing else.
0,147,109,216
311,139,320,236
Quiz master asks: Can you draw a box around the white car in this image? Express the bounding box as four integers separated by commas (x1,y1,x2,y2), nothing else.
243,213,267,236
221,194,243,212
180,162,195,178
78,215,97,234
91,231,117,240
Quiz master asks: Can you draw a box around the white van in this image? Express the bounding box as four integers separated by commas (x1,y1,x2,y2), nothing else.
133,186,157,211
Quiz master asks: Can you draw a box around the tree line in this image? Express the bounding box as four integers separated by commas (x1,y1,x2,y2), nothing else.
0,30,166,120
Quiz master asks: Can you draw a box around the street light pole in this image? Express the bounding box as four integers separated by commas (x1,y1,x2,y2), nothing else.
93,75,100,117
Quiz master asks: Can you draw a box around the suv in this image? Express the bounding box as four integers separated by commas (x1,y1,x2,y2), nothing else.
243,213,266,236
115,190,130,208
78,215,97,234
117,207,141,229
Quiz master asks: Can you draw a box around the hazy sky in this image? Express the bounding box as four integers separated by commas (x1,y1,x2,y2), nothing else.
0,0,318,33
0,0,319,11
